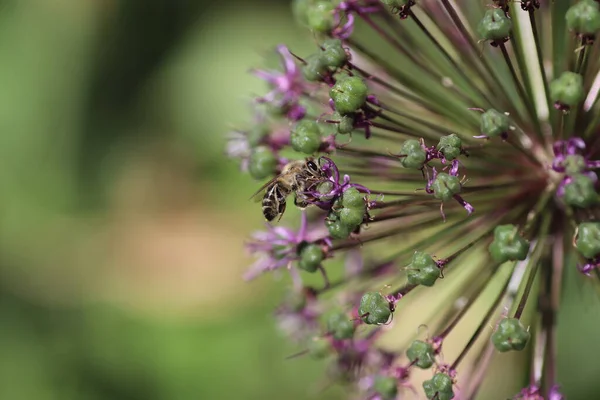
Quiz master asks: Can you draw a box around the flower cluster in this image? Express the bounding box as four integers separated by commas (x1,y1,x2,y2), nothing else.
229,0,600,398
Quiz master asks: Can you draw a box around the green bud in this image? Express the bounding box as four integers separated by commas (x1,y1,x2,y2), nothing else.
406,340,436,369
339,207,364,228
399,139,427,169
321,39,348,68
326,218,352,239
423,373,455,400
248,146,277,180
327,311,355,340
431,173,461,202
298,243,325,273
247,125,269,147
302,54,328,82
489,224,530,263
330,76,369,115
292,0,310,26
406,251,440,287
341,187,365,208
480,109,510,137
291,120,322,154
308,337,331,359
566,0,600,37
563,174,599,208
576,222,600,259
335,113,355,134
381,0,411,6
550,72,584,108
478,9,512,41
565,154,587,175
373,375,398,400
358,292,392,325
437,134,462,161
306,1,335,33
491,318,530,352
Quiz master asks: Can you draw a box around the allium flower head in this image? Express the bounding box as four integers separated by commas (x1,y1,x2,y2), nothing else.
229,1,600,398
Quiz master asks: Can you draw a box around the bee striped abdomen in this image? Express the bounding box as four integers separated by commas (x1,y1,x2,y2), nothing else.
263,184,289,221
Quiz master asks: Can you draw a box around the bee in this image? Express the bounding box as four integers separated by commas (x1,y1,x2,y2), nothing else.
251,158,326,222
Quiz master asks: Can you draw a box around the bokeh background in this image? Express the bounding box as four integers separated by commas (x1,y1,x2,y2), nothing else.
1,1,600,399
0,0,342,398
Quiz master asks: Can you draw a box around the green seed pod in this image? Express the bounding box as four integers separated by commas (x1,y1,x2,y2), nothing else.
399,139,427,169
491,318,530,352
341,187,365,208
302,54,328,82
248,146,278,180
373,375,398,400
358,292,392,325
336,113,355,134
576,222,600,259
563,174,599,208
298,243,325,273
291,120,322,154
247,125,269,147
326,218,352,239
431,173,461,202
308,337,331,359
330,76,369,115
306,1,336,33
566,0,600,37
321,39,348,68
480,109,510,137
327,311,356,340
564,154,587,175
423,373,455,400
339,207,365,228
406,251,440,287
436,134,462,161
292,0,310,26
488,224,530,263
406,340,436,369
478,9,512,42
550,72,584,108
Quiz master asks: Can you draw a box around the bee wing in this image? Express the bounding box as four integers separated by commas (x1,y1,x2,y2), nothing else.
249,176,278,202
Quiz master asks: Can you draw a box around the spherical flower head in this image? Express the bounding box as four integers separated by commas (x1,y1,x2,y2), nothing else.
491,317,530,352
550,72,584,110
576,222,600,259
478,9,512,43
422,373,454,400
234,1,600,398
566,0,600,37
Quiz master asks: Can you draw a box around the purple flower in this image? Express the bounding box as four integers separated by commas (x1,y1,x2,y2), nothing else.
253,45,311,121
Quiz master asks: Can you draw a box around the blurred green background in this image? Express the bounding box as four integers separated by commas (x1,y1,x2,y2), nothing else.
0,0,340,398
1,1,599,399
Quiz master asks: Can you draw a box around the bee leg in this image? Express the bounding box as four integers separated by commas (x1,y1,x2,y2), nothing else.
277,200,286,222
294,193,310,209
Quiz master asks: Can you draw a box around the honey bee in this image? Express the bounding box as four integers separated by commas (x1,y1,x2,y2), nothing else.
251,158,326,221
